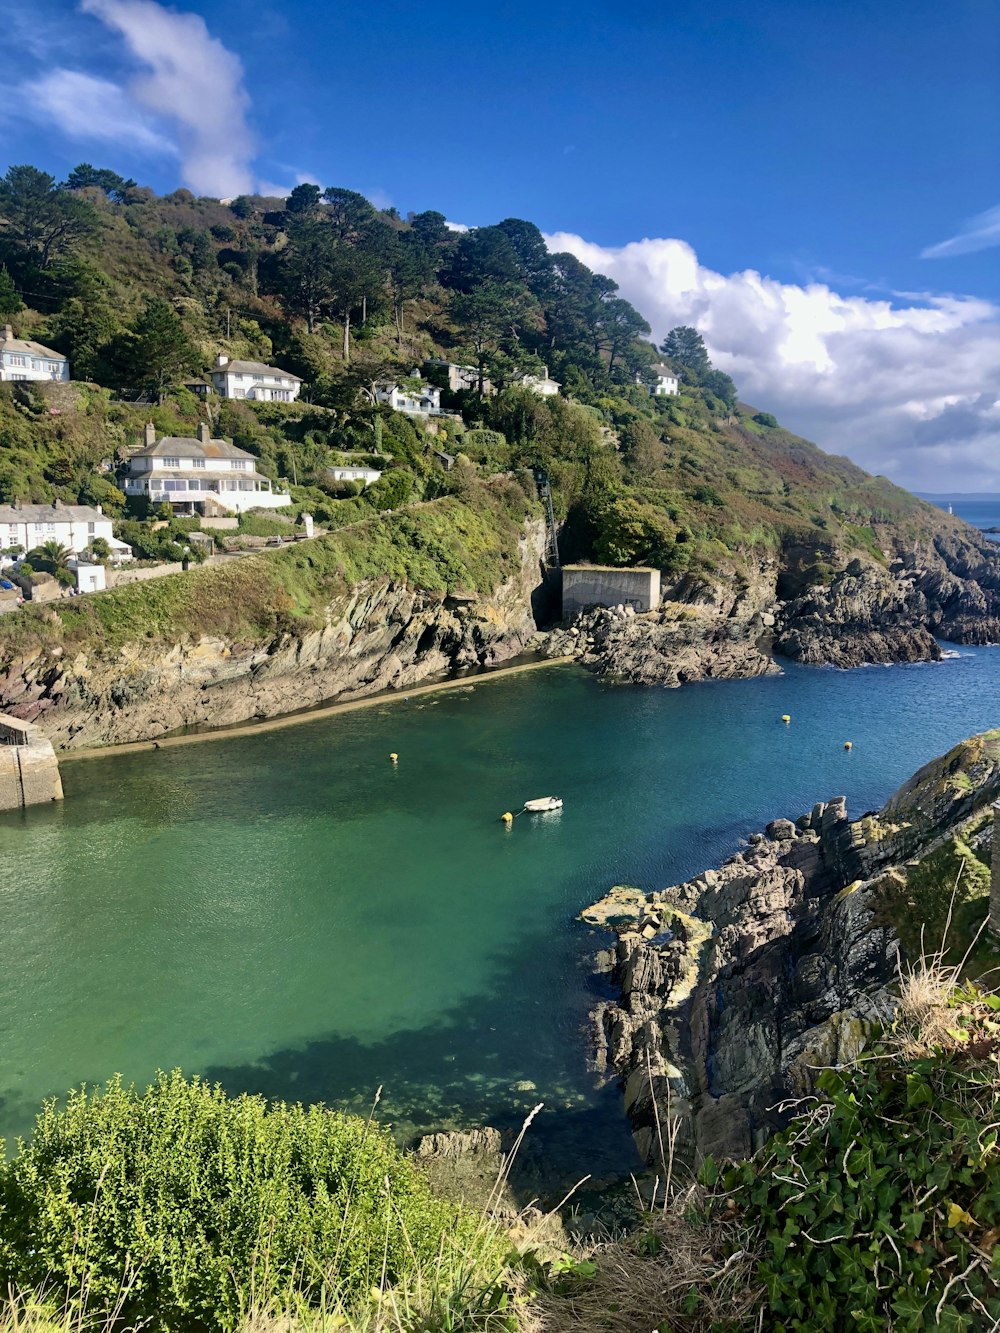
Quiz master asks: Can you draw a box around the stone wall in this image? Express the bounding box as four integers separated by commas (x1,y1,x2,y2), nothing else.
561,565,660,619
0,714,63,810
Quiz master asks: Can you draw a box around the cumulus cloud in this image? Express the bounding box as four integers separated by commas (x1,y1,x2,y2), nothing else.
922,205,1000,259
22,69,173,155
545,231,1000,491
79,0,256,197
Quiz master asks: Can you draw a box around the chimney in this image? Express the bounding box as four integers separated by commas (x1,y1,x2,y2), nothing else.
144,421,156,447
2,325,11,342
96,505,103,515
197,422,211,444
216,353,229,368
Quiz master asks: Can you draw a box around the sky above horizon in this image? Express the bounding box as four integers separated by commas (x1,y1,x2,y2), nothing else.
2,0,998,491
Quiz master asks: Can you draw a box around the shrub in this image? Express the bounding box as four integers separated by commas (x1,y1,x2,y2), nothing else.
0,1071,483,1331
753,412,779,429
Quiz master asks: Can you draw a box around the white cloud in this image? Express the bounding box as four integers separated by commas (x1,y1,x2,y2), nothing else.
445,221,471,233
545,231,1000,491
922,205,1000,259
79,0,256,197
22,69,173,155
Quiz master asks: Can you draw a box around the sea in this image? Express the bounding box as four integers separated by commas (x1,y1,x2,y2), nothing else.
3,649,1000,1175
921,494,1000,541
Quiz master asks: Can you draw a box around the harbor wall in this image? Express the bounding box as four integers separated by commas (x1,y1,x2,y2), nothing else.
0,714,64,810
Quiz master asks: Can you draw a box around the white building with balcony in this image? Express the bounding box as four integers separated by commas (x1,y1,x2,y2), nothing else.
210,355,302,402
0,502,131,561
0,325,70,383
124,422,292,515
375,374,441,417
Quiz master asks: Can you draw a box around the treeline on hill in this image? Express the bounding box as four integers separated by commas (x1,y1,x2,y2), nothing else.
0,162,936,583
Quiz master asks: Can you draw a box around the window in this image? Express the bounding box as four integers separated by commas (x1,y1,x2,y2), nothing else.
232,459,250,471
88,523,95,535
253,374,264,382
163,480,186,492
46,523,55,533
34,524,43,532
191,457,206,468
161,457,181,468
234,388,245,398
7,355,26,367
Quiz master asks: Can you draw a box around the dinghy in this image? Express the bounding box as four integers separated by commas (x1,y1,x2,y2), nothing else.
523,797,563,812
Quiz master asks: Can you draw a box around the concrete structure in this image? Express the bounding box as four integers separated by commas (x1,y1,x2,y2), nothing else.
561,564,661,619
647,363,680,397
992,802,1000,938
71,561,106,593
0,502,132,562
0,714,63,810
375,374,442,417
124,422,292,515
327,465,382,486
520,364,561,397
0,325,70,383
210,355,302,402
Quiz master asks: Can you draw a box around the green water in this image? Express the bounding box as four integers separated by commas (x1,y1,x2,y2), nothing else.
3,652,1000,1175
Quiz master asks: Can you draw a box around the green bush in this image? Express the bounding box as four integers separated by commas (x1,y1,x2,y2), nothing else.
729,1025,1000,1332
753,412,779,428
0,1071,481,1331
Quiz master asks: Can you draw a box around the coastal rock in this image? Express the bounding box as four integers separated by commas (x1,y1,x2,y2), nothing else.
581,733,1000,1163
0,522,549,748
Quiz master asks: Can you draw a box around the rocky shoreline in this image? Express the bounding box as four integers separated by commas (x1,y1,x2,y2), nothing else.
580,730,1000,1164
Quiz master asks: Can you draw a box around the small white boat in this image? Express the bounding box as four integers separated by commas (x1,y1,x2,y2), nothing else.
523,797,563,813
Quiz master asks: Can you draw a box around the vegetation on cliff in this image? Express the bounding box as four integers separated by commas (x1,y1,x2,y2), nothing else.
0,162,979,608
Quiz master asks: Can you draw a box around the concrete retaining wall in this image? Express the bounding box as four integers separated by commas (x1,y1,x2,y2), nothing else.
561,564,661,618
0,714,64,810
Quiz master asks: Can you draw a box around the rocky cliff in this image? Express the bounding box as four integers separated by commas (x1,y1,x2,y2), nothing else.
581,730,1000,1165
0,519,548,749
547,525,1000,687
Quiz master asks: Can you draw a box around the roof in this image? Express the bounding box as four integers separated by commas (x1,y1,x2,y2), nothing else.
213,360,302,381
141,469,274,484
0,332,66,361
652,363,678,378
562,563,658,575
131,437,256,460
0,504,106,524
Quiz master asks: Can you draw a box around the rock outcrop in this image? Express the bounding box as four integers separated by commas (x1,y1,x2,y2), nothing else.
582,730,1000,1164
0,523,548,749
550,529,1000,687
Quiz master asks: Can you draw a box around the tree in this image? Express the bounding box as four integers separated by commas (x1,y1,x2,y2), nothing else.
0,165,97,271
88,536,112,561
661,326,710,376
593,297,651,374
0,264,21,319
25,540,73,583
65,164,136,202
284,182,322,219
702,368,738,408
450,281,540,394
124,299,198,403
273,221,337,334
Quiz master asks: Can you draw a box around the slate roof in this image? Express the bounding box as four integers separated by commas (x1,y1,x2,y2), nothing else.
0,331,66,361
213,360,302,380
131,437,255,460
0,504,105,524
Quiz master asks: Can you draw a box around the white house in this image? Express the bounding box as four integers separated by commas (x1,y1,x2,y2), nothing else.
0,502,131,562
647,363,679,396
210,355,302,402
124,422,292,515
375,373,442,417
0,326,70,383
520,364,560,397
327,465,382,487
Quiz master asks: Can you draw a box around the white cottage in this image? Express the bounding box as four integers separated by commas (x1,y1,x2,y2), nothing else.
124,422,292,515
210,355,302,402
0,326,70,383
520,364,560,397
375,374,442,417
327,465,383,487
648,363,679,396
0,502,131,561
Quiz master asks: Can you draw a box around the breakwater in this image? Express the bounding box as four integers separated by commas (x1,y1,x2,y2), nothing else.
0,714,63,810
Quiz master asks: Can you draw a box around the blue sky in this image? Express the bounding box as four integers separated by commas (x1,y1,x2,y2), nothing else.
2,0,999,487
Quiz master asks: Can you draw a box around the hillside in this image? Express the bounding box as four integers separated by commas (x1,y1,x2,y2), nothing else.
2,163,1000,743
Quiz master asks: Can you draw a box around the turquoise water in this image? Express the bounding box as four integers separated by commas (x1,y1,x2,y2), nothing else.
3,651,1000,1176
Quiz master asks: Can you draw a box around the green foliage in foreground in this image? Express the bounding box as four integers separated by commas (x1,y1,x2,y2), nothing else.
0,1072,494,1332
726,1002,1000,1332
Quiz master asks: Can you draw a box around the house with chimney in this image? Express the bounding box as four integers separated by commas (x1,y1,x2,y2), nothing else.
209,355,302,402
646,363,680,396
375,372,442,417
520,364,561,397
0,501,131,562
0,326,70,383
123,422,292,515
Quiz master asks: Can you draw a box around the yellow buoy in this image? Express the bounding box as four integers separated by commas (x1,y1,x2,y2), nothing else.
389,752,398,764
501,812,513,827
781,714,791,724
844,741,853,751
